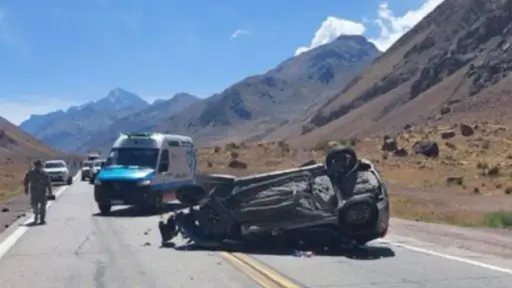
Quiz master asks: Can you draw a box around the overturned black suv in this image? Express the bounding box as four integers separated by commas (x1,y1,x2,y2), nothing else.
159,146,390,249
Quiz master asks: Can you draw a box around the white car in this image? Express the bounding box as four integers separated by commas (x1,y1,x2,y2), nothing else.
89,159,106,184
81,160,93,181
43,160,73,185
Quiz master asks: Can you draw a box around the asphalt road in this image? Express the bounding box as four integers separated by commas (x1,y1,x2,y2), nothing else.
0,178,511,287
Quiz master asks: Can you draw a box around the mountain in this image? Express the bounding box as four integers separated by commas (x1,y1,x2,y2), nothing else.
131,35,381,146
19,88,150,152
77,93,200,153
293,0,512,146
0,116,61,160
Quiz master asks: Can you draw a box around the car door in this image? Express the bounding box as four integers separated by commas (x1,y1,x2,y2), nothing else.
156,149,171,198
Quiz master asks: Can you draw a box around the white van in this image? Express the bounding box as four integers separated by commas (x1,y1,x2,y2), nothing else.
93,132,197,214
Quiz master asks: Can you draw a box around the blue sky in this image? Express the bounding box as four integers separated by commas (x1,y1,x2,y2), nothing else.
0,0,443,124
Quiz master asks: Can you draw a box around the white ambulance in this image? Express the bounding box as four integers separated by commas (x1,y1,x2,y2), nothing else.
93,132,197,214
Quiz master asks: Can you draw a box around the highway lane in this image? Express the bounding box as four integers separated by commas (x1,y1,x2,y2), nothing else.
0,180,260,288
0,180,512,287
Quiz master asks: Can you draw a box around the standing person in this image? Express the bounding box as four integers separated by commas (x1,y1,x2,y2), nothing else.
24,160,53,224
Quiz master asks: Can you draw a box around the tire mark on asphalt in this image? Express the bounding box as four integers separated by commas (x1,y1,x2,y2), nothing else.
94,260,106,288
74,232,92,259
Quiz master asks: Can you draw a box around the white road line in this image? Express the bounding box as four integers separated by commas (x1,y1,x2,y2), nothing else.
378,239,512,275
0,173,80,260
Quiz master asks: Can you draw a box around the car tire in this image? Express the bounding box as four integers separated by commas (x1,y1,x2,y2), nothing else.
98,204,111,215
67,177,73,185
325,146,358,174
336,194,379,233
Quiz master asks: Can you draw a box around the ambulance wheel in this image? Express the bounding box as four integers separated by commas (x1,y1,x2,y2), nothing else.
98,204,111,215
152,193,164,213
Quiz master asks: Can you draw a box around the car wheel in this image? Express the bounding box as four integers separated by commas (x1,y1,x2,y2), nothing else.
67,177,73,185
98,204,111,215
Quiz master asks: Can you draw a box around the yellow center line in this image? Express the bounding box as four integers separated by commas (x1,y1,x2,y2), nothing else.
219,251,301,288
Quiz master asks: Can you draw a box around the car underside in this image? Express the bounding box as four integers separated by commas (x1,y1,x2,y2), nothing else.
159,146,390,250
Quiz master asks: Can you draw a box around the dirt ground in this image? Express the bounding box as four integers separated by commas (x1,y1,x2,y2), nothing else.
198,121,512,228
0,158,80,233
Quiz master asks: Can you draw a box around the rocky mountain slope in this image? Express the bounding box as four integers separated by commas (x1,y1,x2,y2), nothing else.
293,0,512,146
140,35,381,146
77,93,199,153
0,116,61,160
20,88,150,152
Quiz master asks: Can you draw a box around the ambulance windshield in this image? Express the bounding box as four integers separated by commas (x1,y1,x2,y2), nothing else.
106,148,159,169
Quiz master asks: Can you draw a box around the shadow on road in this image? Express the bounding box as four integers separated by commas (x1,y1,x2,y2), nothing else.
91,202,187,218
169,240,395,260
21,221,42,227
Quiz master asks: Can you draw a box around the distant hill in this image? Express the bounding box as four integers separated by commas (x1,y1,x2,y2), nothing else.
19,88,150,152
22,35,380,153
144,35,381,146
0,116,62,160
294,0,512,146
77,93,200,154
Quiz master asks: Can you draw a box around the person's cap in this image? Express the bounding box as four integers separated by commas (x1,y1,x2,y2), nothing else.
33,160,43,167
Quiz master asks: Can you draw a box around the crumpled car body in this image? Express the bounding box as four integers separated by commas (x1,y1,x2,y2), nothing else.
159,146,390,249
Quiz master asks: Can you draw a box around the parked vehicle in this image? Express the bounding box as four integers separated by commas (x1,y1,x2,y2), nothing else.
93,132,196,214
81,160,93,181
89,159,106,184
43,160,73,185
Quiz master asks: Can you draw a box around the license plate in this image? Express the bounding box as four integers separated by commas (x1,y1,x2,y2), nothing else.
111,200,124,205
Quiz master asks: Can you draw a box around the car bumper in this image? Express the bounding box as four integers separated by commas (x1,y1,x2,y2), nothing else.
48,174,68,182
94,181,157,206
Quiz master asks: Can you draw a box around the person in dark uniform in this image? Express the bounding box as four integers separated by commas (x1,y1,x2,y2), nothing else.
24,160,52,224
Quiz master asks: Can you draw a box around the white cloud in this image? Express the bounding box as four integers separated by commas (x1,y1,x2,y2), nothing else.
295,17,366,56
295,0,445,55
231,28,249,39
0,96,80,125
370,0,445,51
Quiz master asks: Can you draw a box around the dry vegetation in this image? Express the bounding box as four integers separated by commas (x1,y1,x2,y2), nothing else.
0,159,28,202
198,121,512,229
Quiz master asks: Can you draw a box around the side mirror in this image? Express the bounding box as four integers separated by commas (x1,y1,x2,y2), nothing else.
158,162,168,173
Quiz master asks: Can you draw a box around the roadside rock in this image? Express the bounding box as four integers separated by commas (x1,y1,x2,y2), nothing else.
440,130,456,139
412,140,439,158
440,106,451,115
445,141,457,150
381,136,398,152
446,176,464,185
460,123,474,136
393,148,408,157
228,159,248,169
